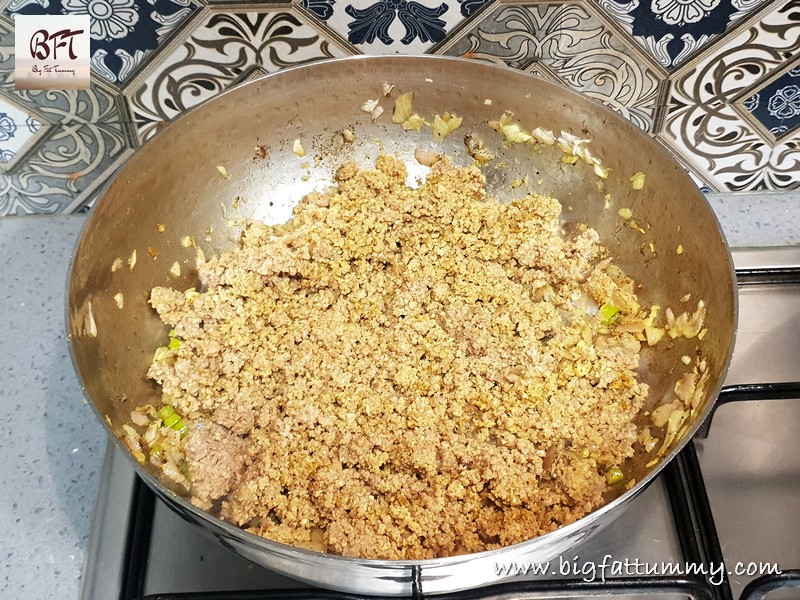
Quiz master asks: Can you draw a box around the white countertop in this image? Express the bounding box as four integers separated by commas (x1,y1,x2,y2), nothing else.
0,193,798,599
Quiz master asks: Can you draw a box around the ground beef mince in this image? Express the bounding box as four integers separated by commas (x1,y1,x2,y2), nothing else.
146,154,649,559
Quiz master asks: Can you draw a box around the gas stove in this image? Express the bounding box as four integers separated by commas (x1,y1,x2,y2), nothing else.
79,247,800,600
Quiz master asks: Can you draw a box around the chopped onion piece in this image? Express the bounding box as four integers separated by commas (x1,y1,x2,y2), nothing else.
402,113,428,131
432,113,463,141
216,165,231,179
86,301,97,338
292,139,306,157
652,400,681,427
631,171,646,189
593,161,610,179
114,292,124,309
618,208,633,219
392,93,413,124
674,371,697,403
360,98,379,113
414,147,441,167
531,127,556,145
489,112,530,143
130,410,148,427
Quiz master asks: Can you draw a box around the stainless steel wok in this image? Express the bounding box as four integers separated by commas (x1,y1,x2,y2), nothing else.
67,56,736,595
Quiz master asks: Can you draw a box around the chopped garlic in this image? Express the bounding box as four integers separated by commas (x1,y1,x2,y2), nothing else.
676,244,684,255
484,98,492,105
561,154,579,164
216,165,231,180
292,139,306,157
170,262,181,277
432,113,463,141
681,355,692,365
631,171,646,189
342,129,355,143
111,257,123,272
618,208,633,219
128,249,137,271
157,223,165,233
114,293,124,309
681,293,691,303
181,235,195,249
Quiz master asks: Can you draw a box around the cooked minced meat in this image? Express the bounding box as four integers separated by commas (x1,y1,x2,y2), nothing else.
146,154,648,559
183,420,251,505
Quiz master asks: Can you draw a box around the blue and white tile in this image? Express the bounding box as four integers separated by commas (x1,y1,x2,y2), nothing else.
124,6,352,143
439,2,662,133
4,0,201,88
597,0,770,71
0,95,46,171
741,65,800,141
660,0,800,191
300,0,493,54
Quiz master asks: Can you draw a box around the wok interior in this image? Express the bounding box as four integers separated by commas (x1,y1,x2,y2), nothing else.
68,56,735,550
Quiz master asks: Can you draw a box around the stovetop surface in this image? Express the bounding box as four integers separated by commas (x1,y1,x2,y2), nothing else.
80,248,800,600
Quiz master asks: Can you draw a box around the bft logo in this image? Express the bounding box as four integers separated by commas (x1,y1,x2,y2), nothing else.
15,15,90,90
29,28,84,61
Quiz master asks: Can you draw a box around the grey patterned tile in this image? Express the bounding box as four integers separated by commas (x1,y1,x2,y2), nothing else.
660,0,800,191
439,2,662,132
0,93,46,171
124,5,352,144
0,121,132,214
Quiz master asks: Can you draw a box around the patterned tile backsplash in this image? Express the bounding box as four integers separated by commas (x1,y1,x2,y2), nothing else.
0,0,797,214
